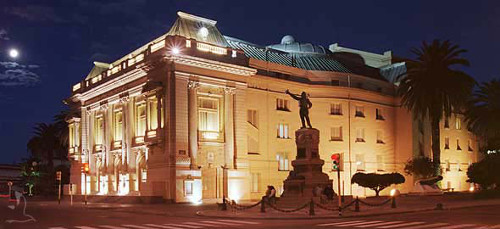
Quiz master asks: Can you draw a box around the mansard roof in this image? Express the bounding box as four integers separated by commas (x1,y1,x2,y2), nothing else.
166,12,229,47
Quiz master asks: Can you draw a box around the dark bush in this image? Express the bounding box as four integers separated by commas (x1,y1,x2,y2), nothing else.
404,157,441,179
351,172,405,196
467,153,500,190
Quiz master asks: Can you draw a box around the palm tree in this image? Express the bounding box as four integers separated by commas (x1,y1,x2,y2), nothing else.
397,40,475,175
27,123,67,168
465,79,500,150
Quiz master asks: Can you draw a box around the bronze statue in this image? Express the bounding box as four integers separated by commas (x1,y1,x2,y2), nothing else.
286,89,312,128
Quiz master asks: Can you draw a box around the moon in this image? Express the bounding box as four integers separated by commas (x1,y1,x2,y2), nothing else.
9,49,19,58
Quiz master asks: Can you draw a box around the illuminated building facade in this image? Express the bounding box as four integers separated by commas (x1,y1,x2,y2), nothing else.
66,12,479,202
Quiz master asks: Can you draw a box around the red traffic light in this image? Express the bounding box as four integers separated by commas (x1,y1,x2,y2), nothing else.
82,163,89,173
331,153,340,161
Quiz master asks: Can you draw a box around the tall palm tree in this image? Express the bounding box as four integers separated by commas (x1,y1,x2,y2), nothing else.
397,40,476,175
465,79,500,150
27,123,66,168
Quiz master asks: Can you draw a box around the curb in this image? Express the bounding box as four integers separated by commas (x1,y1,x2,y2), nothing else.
195,203,500,220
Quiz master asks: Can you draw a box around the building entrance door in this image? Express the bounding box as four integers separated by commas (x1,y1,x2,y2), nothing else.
202,168,217,199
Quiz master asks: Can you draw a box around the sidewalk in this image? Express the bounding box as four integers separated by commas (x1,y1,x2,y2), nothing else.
196,194,500,220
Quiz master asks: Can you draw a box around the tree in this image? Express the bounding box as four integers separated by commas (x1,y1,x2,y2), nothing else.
404,157,441,179
397,40,475,175
467,153,500,190
27,123,67,169
351,172,405,197
465,79,500,151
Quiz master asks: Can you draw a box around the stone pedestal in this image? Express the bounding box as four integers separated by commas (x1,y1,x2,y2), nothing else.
282,128,332,199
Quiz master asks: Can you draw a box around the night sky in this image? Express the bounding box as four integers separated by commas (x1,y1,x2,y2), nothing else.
0,0,499,164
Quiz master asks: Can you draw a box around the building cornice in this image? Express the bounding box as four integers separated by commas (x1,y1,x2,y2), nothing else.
168,55,257,77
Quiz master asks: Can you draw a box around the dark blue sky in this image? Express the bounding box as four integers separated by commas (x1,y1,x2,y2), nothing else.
0,0,499,164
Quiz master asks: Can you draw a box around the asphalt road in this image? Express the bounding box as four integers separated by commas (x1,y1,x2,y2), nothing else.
1,201,500,229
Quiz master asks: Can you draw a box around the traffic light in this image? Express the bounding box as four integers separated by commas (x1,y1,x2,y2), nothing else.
331,153,341,171
82,163,90,174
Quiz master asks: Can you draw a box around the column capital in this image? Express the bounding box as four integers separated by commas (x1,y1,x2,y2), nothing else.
119,95,130,104
224,87,236,95
187,80,200,90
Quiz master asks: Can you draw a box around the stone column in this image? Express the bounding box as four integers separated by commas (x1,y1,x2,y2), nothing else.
224,87,236,169
188,81,199,169
120,96,130,172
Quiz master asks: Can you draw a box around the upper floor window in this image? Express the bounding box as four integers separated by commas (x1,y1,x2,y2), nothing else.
457,139,462,150
331,126,343,141
148,97,158,131
355,106,365,118
356,128,365,142
376,108,385,120
468,139,473,151
330,103,342,115
444,137,450,149
455,116,462,130
376,155,384,171
198,97,220,132
136,103,146,137
444,117,450,129
445,160,451,171
277,123,289,139
276,153,290,171
276,98,290,111
68,122,80,149
247,109,258,128
356,154,365,171
251,173,260,193
95,115,104,145
376,131,384,144
114,110,123,141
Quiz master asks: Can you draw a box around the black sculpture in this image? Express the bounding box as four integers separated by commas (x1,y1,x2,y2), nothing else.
286,89,312,128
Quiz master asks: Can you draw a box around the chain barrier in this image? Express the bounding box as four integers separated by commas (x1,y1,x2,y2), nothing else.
313,198,356,212
265,200,311,213
225,198,262,210
358,198,392,207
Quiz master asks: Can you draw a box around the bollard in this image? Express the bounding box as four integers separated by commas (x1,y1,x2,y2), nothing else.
355,197,360,212
338,206,342,216
221,196,227,211
260,196,266,213
309,199,315,216
391,196,396,208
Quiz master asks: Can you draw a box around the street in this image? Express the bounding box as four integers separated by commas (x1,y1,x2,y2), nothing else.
1,201,500,229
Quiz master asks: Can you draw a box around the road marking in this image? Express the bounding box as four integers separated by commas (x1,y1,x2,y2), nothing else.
318,220,366,227
356,221,405,228
99,226,128,229
490,225,500,229
144,224,184,229
75,227,98,229
164,224,202,229
200,220,240,226
183,222,219,227
48,227,67,229
217,219,260,225
377,222,425,228
438,224,476,229
403,223,450,229
338,221,384,227
122,225,155,229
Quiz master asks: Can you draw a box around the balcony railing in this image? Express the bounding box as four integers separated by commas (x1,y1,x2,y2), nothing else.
199,130,223,142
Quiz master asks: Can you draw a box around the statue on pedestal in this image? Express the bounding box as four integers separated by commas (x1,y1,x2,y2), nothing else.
285,89,312,128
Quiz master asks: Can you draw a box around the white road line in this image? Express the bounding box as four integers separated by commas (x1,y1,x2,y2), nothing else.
403,223,450,229
318,220,366,227
75,227,98,229
356,221,405,228
490,225,500,229
164,224,202,229
200,220,240,226
122,225,155,229
217,219,260,225
99,226,128,229
48,227,67,229
438,224,476,229
184,222,219,227
377,222,425,228
338,221,384,227
144,224,184,229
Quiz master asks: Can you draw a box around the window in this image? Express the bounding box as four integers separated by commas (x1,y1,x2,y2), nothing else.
184,180,194,196
376,108,384,120
136,103,146,137
376,155,384,171
95,116,104,145
455,116,462,130
276,153,289,171
468,139,473,151
457,139,462,150
148,97,158,131
457,161,462,172
247,109,258,127
376,131,384,144
251,173,260,193
356,128,365,142
277,123,289,139
198,97,219,132
355,106,365,117
444,117,450,129
114,111,123,141
330,103,342,115
331,126,343,141
356,154,365,171
276,98,290,111
331,80,340,86
444,137,450,149
445,160,451,171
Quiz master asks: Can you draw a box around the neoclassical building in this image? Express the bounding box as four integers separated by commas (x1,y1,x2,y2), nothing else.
66,12,479,202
